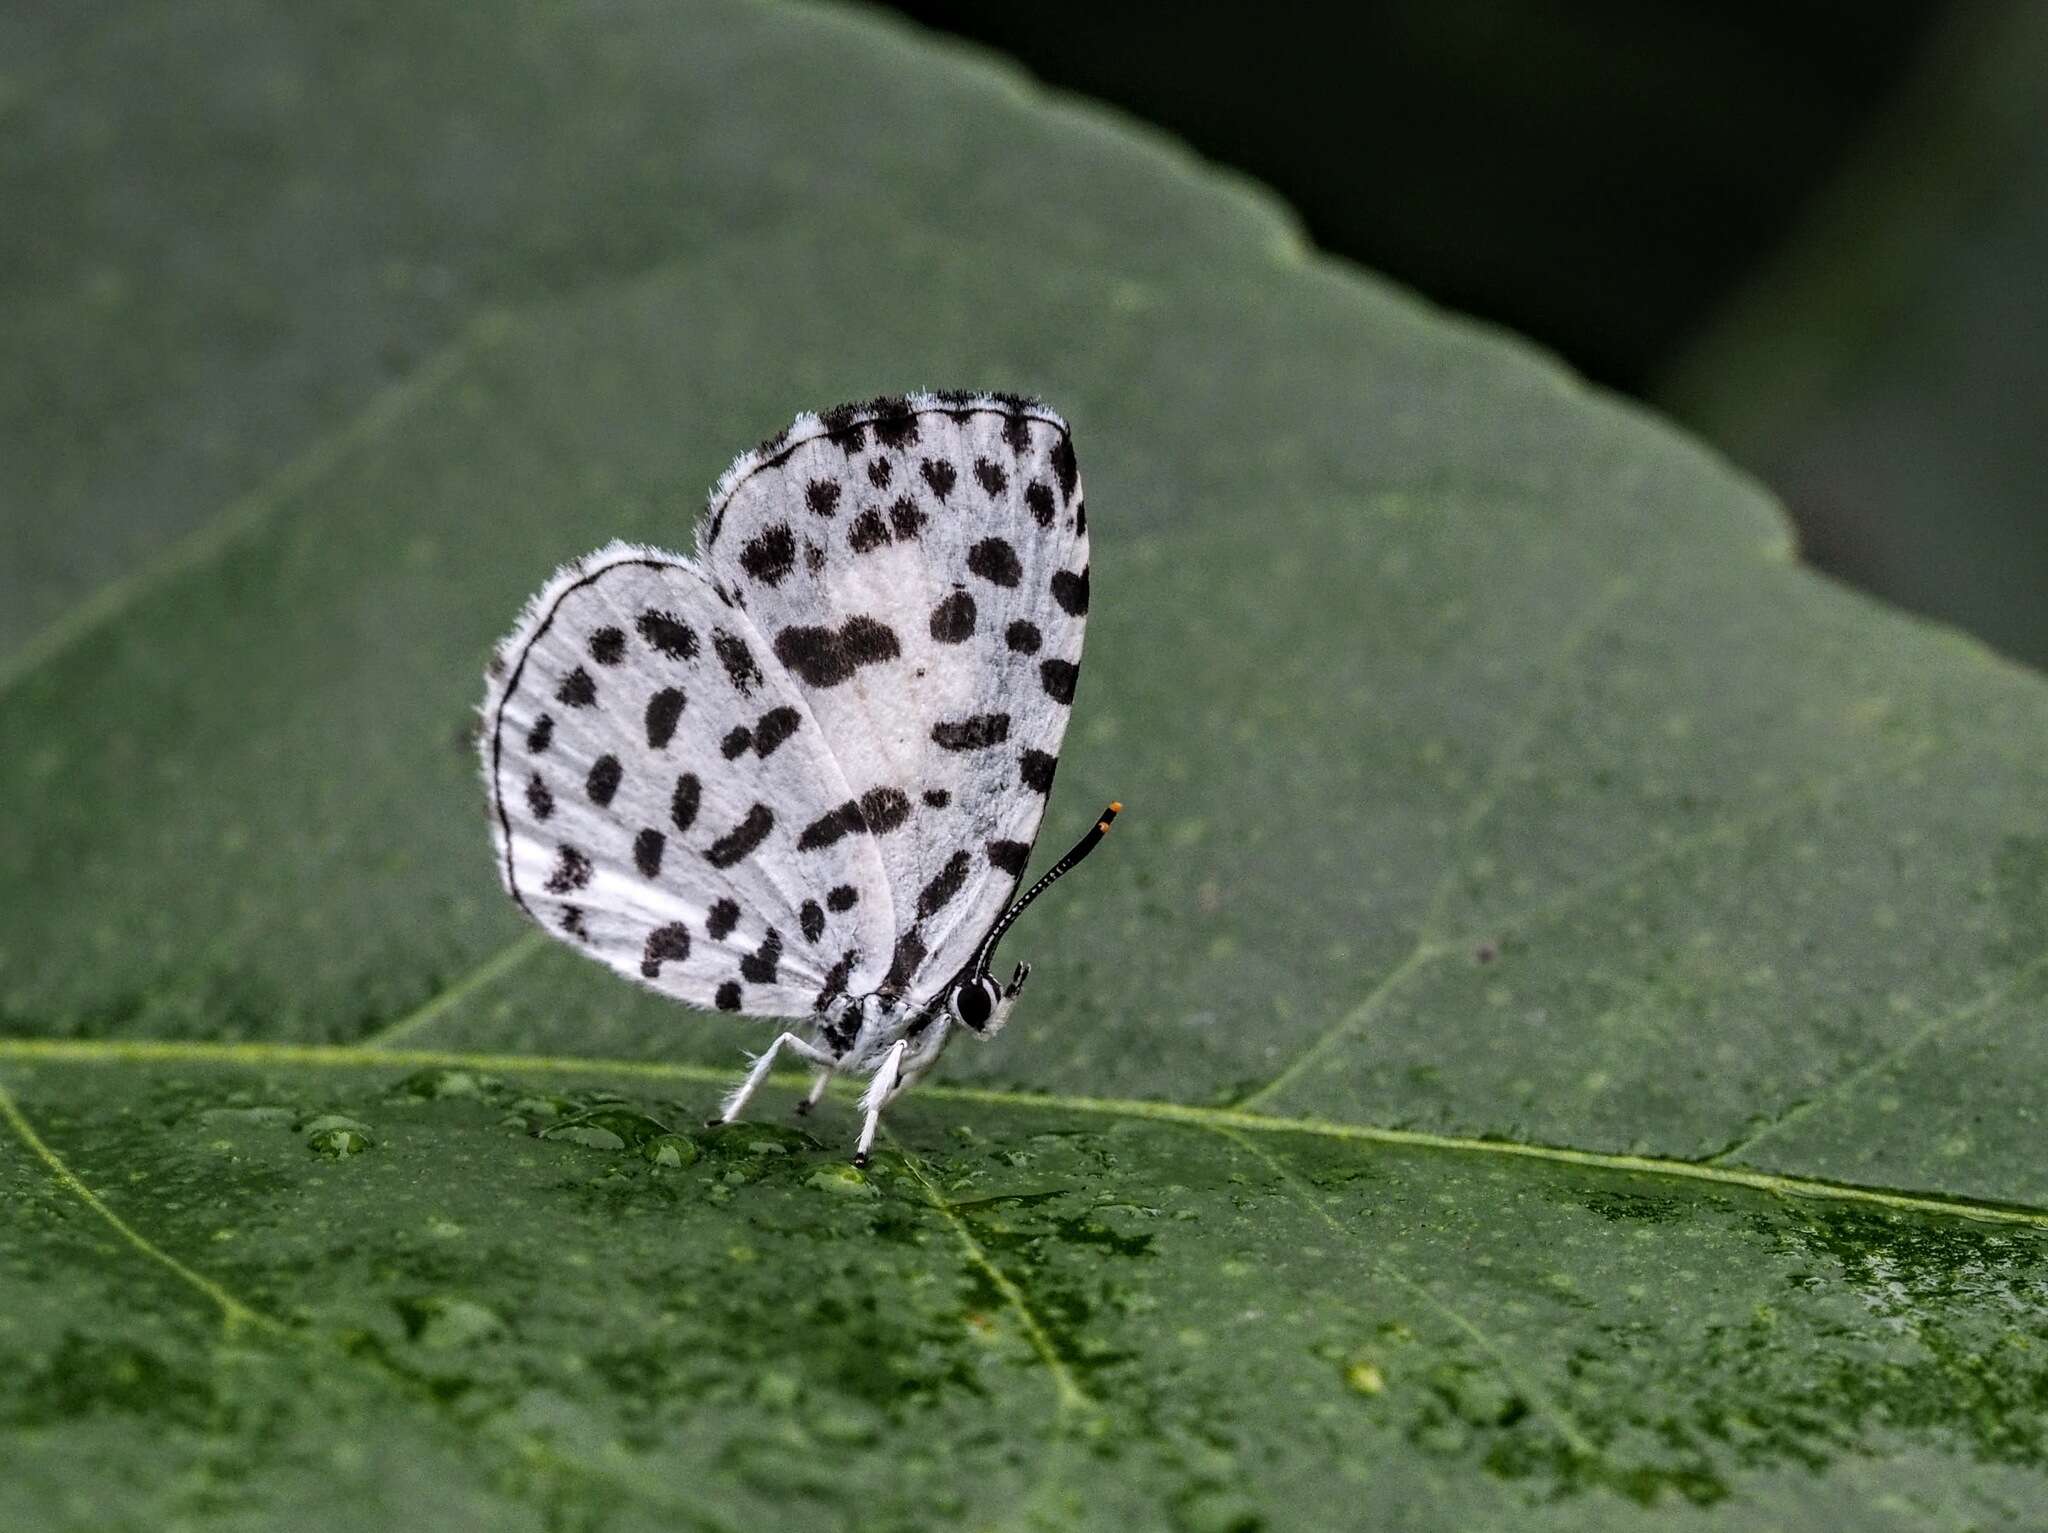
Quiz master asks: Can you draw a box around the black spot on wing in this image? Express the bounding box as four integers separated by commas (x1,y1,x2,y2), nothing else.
820,404,866,453
1002,411,1032,454
1024,482,1054,528
588,626,627,665
715,980,742,1012
804,542,827,574
826,884,858,912
849,507,891,553
932,713,1010,752
544,844,592,894
923,788,950,808
1074,501,1087,535
805,479,842,517
739,523,797,588
1052,436,1078,500
860,787,911,833
556,667,597,708
526,714,555,753
916,850,973,921
987,839,1031,877
705,804,774,869
883,929,928,993
641,922,690,978
1020,749,1057,794
974,458,1007,498
753,706,801,758
967,538,1021,588
706,898,740,940
816,949,860,1013
740,928,782,984
634,828,665,878
645,687,685,748
1051,565,1090,616
525,774,554,821
773,616,901,688
799,803,861,851
586,755,623,807
1040,658,1079,705
929,590,976,644
721,726,752,760
713,629,763,697
670,772,701,833
866,458,893,489
800,900,825,943
637,609,698,661
889,497,926,540
920,459,957,500
560,906,590,942
798,788,908,851
871,398,919,448
1005,620,1041,655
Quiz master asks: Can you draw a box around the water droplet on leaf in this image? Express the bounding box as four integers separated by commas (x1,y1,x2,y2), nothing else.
539,1106,674,1151
392,1067,500,1101
396,1295,508,1349
804,1163,878,1198
303,1114,374,1157
640,1133,699,1169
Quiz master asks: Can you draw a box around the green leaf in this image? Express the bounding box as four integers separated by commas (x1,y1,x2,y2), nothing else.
5,3,2047,1528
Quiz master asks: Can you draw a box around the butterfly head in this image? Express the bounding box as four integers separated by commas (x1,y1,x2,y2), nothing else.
937,961,1029,1040
945,972,1003,1034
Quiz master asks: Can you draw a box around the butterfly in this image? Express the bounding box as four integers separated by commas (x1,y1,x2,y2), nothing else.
479,393,1119,1163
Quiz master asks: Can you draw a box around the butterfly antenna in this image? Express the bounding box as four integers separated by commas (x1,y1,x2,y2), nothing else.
970,802,1122,973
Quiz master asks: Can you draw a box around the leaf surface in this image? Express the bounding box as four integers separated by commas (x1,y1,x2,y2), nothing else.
4,3,2047,1528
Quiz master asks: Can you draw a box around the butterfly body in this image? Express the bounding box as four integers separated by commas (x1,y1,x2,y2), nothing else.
480,393,1117,1160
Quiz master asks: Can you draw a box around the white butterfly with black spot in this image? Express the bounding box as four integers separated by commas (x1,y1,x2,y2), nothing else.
481,393,1118,1162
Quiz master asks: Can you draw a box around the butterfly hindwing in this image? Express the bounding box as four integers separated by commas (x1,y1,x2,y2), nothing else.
699,393,1090,999
482,546,898,1017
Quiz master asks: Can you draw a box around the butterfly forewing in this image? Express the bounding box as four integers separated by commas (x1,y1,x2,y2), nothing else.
699,394,1089,999
482,547,897,1017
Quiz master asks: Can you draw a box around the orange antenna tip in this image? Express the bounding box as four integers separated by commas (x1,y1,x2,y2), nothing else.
1109,801,1123,813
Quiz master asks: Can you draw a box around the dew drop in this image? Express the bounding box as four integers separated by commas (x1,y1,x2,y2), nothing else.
804,1164,879,1198
641,1134,700,1169
700,1121,822,1183
392,1067,500,1101
538,1106,674,1151
303,1114,374,1157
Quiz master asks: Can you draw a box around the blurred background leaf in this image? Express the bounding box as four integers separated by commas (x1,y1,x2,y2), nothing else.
888,0,2048,668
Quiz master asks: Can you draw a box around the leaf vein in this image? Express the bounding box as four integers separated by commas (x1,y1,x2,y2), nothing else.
0,1073,279,1334
5,1037,2042,1227
892,1137,1095,1414
1708,944,2048,1164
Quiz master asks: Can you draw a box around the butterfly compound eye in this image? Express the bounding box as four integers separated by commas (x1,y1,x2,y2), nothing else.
951,979,996,1030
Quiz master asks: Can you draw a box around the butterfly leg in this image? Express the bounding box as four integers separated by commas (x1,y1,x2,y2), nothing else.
793,1067,833,1116
711,1032,839,1126
852,1040,908,1167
